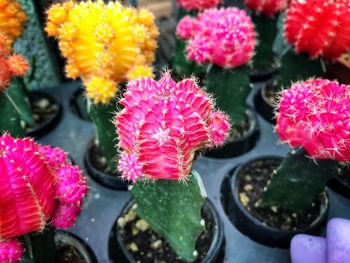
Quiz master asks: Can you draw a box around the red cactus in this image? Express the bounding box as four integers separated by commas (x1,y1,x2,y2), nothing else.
0,135,88,262
115,73,230,181
176,8,256,69
285,0,350,60
276,79,350,162
176,0,223,11
245,0,290,16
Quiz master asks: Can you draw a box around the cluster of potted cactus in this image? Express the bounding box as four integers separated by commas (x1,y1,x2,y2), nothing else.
2,0,350,262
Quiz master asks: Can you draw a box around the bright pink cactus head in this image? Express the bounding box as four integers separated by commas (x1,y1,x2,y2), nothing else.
115,72,230,182
176,0,222,11
245,0,290,16
0,240,24,263
176,8,256,69
276,79,350,162
285,0,350,60
0,134,88,262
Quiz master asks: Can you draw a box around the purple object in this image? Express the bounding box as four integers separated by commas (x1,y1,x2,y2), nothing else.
327,218,350,263
291,234,326,263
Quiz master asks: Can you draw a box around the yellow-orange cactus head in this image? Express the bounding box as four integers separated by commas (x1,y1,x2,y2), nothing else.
127,64,154,81
86,76,118,105
0,0,27,45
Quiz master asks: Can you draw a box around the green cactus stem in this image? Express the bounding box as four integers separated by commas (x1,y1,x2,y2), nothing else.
22,228,56,263
87,99,117,172
131,171,207,262
206,64,250,128
15,0,61,91
251,13,278,73
0,91,23,137
261,148,338,215
6,77,34,127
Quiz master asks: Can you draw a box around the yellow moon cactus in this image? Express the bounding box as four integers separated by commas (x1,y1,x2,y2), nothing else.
46,1,159,104
0,0,27,45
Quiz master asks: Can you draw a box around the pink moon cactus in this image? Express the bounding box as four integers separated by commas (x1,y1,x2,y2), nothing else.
115,72,230,182
276,79,350,161
0,134,88,262
176,7,256,69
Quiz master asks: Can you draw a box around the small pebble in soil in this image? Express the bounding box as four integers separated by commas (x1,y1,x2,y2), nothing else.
150,240,162,250
37,98,50,109
129,242,139,252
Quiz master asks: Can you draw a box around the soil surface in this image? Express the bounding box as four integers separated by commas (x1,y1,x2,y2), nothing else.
89,144,119,177
238,159,325,231
230,116,251,140
26,95,58,131
56,245,87,263
118,206,214,263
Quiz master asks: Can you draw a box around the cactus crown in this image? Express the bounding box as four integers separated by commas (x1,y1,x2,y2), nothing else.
0,0,27,45
46,0,159,104
276,79,350,162
0,134,88,262
176,0,223,11
176,7,256,69
245,0,290,17
285,0,350,60
0,32,28,91
115,72,230,181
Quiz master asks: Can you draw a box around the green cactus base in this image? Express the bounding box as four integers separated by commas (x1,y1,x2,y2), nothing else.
275,49,325,89
0,91,23,137
206,64,251,127
21,228,56,263
261,148,338,215
87,99,118,172
131,171,207,262
251,14,278,72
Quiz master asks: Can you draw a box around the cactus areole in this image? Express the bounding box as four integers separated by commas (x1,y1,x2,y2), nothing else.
0,134,88,262
285,0,350,60
261,79,350,215
116,73,230,182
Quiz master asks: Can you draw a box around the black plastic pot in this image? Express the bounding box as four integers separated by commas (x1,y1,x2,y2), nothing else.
84,139,129,190
328,176,350,200
25,91,63,138
108,199,225,263
55,231,98,263
204,108,260,158
253,84,276,124
225,156,329,248
69,88,91,122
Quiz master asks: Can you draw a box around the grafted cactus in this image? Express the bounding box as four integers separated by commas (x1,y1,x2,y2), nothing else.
176,0,223,11
0,134,88,262
285,0,350,60
45,0,158,104
116,73,230,261
244,0,290,73
261,79,350,215
116,73,230,181
177,7,256,127
0,240,24,263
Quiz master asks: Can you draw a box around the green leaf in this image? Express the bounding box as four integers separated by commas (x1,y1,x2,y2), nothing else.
6,78,34,126
87,99,118,171
131,171,207,262
206,64,250,125
261,148,338,215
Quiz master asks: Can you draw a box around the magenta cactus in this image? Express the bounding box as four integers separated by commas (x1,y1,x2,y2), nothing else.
115,72,230,182
276,79,350,162
0,240,24,263
0,134,88,262
176,8,256,69
176,0,223,11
